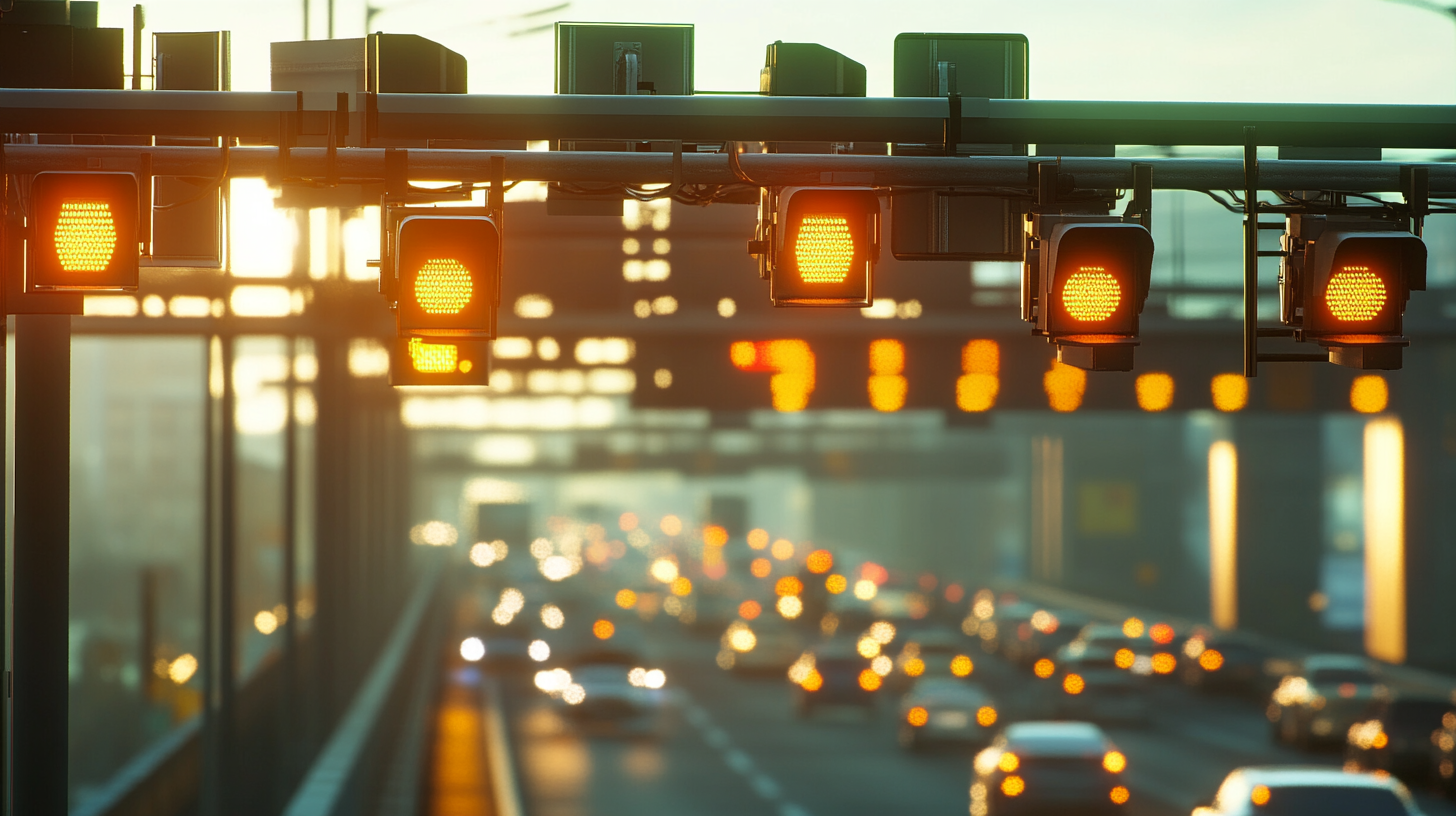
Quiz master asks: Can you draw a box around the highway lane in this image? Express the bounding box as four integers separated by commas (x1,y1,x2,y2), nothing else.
500,623,1456,816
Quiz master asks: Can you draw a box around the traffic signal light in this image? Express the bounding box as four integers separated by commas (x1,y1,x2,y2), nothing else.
1022,215,1153,371
1279,214,1425,370
393,211,501,338
389,337,491,386
27,172,139,291
753,187,880,307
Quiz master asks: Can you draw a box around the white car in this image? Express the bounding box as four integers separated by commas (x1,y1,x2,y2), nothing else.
541,645,670,736
898,677,998,750
1192,766,1422,816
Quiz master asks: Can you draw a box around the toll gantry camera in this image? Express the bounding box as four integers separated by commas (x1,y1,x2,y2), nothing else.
27,172,140,291
748,187,881,307
1279,213,1427,370
1022,214,1155,372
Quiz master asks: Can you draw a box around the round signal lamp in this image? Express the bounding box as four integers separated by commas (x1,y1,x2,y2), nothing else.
794,214,854,283
1061,267,1122,322
1324,266,1387,322
413,258,473,314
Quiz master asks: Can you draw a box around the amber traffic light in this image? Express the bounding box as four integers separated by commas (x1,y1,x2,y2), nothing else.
394,213,500,339
389,337,491,386
764,188,879,307
1280,215,1425,370
1024,217,1153,371
28,172,140,291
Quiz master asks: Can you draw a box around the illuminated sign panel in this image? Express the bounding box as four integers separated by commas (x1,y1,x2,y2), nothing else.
390,337,492,386
28,172,140,291
770,188,879,307
395,214,501,339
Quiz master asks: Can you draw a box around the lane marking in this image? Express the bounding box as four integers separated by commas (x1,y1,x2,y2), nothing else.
677,688,813,815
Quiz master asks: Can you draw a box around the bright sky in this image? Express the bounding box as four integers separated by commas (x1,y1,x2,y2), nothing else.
100,0,1456,104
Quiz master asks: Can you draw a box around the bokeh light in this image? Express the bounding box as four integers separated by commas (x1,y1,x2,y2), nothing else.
770,538,795,561
616,589,638,609
592,619,615,640
1033,659,1055,679
826,574,848,594
460,637,485,662
739,600,762,620
951,655,974,677
750,558,772,578
747,529,770,549
775,576,804,597
1211,373,1248,412
806,549,833,573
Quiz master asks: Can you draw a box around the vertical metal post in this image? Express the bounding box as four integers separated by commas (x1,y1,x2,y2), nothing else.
217,334,237,816
280,336,298,779
11,314,72,816
131,5,146,90
140,567,157,704
1243,126,1259,378
201,336,219,816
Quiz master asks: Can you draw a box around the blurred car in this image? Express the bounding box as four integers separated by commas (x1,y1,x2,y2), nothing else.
688,594,740,636
1268,654,1380,749
543,642,670,735
984,601,1040,658
1346,695,1454,785
791,640,876,717
1020,609,1092,668
1049,634,1150,725
480,617,538,670
899,677,998,750
1191,766,1422,816
1182,634,1270,697
727,617,806,675
890,627,973,691
971,721,1131,815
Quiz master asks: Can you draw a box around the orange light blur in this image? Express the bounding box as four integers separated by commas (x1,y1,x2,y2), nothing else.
615,589,637,609
1152,653,1177,674
951,655,974,677
1374,732,1389,749
801,670,823,692
54,200,118,272
1251,785,1271,806
1122,617,1145,637
775,576,804,597
770,539,795,561
955,339,1001,411
1064,673,1085,694
1136,372,1175,412
907,706,929,727
1325,266,1388,321
1150,623,1174,644
825,574,848,594
413,258,473,314
1110,786,1130,805
750,558,772,578
1351,375,1389,414
660,515,683,536
998,752,1020,773
868,339,907,412
670,577,693,596
1103,751,1127,773
977,706,997,726
1114,649,1135,669
807,549,834,574
738,600,762,620
408,338,458,374
945,583,964,603
1211,373,1249,412
592,619,615,639
794,214,854,283
1199,649,1224,671
904,658,925,677
619,512,639,532
747,529,769,549
1044,360,1087,412
1034,659,1055,679
703,525,729,547
1000,776,1025,797
731,340,816,412
1061,266,1122,321
858,669,882,691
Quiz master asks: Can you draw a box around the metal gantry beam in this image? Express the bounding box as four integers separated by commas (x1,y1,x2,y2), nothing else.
5,89,1456,148
2,145,1455,193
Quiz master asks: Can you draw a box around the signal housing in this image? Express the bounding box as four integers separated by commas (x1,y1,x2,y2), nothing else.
28,171,140,291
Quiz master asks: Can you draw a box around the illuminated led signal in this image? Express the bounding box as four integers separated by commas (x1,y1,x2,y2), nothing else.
394,213,501,339
957,340,999,412
390,337,490,386
767,188,880,307
29,172,140,291
731,339,816,412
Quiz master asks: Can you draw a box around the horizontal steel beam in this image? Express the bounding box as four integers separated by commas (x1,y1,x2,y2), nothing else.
2,89,1455,148
4,144,1454,193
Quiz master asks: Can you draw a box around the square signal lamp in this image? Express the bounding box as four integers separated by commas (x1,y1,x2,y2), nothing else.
1024,217,1154,371
390,337,491,386
395,213,501,339
28,172,140,291
1280,215,1425,370
768,188,880,307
